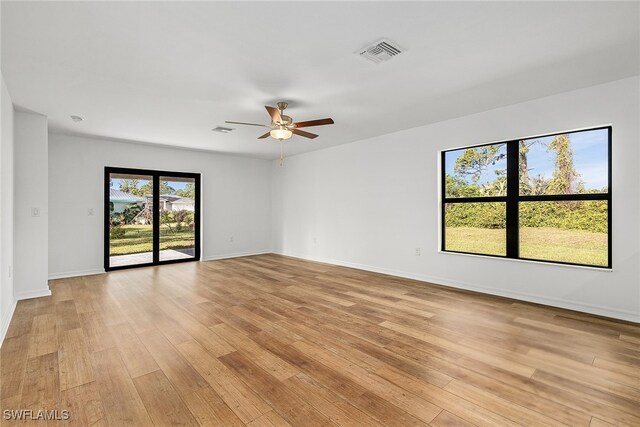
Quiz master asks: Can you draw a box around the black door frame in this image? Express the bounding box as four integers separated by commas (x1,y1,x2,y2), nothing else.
104,166,201,271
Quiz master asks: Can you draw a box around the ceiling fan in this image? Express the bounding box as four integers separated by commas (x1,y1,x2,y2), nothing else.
226,102,334,141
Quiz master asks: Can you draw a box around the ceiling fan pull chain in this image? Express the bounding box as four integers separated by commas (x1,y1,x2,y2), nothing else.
280,141,285,166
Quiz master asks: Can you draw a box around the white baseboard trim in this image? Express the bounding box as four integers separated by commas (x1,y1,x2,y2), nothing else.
48,269,105,280
201,251,272,262
275,251,640,324
14,288,52,301
0,298,18,346
46,252,272,279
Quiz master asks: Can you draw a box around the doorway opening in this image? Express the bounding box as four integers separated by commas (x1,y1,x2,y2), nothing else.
104,167,201,271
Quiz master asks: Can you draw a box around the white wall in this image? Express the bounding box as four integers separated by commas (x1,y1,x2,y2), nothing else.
1,74,16,343
272,76,640,322
14,111,50,300
48,134,272,278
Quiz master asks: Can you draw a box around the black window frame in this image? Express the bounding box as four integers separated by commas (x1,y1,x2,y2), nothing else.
104,166,202,271
441,126,612,269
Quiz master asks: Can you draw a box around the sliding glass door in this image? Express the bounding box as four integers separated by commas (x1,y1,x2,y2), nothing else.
106,171,154,268
105,167,200,271
159,175,197,262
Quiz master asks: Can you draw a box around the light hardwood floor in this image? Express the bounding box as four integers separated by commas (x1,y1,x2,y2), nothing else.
1,254,639,426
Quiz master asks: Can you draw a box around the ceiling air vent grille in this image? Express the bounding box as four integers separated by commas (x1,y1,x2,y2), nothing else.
356,38,404,64
212,126,234,133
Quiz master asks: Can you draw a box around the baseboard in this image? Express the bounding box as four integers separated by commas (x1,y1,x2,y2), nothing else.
275,251,640,324
0,298,17,347
46,253,272,278
201,250,272,262
14,288,52,301
48,269,105,280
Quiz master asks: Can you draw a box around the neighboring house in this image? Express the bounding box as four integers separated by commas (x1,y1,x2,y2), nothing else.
159,194,195,212
165,196,195,212
110,188,145,213
141,194,195,213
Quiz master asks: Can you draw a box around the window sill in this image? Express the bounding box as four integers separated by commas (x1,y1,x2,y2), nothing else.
438,249,613,272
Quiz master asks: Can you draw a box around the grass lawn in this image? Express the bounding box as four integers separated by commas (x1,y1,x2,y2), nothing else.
110,224,195,255
446,227,607,266
445,227,506,256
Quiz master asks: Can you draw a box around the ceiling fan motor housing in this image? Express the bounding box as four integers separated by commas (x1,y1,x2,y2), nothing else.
280,115,293,126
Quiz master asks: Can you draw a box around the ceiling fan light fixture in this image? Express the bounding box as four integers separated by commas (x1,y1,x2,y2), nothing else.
270,128,292,140
227,102,332,141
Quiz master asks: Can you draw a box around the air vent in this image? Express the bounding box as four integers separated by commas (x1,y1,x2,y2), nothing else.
212,126,234,133
356,38,404,64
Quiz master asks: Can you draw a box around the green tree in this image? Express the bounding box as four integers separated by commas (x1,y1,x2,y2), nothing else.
139,181,152,196
119,179,141,196
518,139,543,195
176,183,195,199
160,182,176,195
139,187,149,196
548,134,580,194
481,170,507,196
122,204,142,224
445,173,481,197
160,210,174,232
139,181,176,196
454,145,505,183
529,174,550,195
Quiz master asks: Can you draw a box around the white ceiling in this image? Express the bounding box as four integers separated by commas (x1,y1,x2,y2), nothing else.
2,1,638,160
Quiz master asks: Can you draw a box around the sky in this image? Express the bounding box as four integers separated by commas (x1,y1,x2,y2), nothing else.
111,178,190,192
445,128,609,190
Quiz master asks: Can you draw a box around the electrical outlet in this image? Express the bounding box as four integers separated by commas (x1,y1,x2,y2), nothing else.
8,265,12,278
415,247,421,256
313,237,317,244
88,208,95,216
229,236,234,243
31,207,40,217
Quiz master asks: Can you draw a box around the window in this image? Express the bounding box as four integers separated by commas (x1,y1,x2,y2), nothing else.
441,127,611,268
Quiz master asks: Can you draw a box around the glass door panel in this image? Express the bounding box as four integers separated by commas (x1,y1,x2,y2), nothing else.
159,176,197,262
108,172,154,268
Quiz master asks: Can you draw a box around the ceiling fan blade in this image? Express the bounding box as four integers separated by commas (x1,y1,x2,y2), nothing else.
293,118,334,128
265,106,282,123
225,121,269,127
292,128,318,139
258,131,271,139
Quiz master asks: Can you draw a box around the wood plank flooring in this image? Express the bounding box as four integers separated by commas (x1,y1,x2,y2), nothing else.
1,254,639,426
